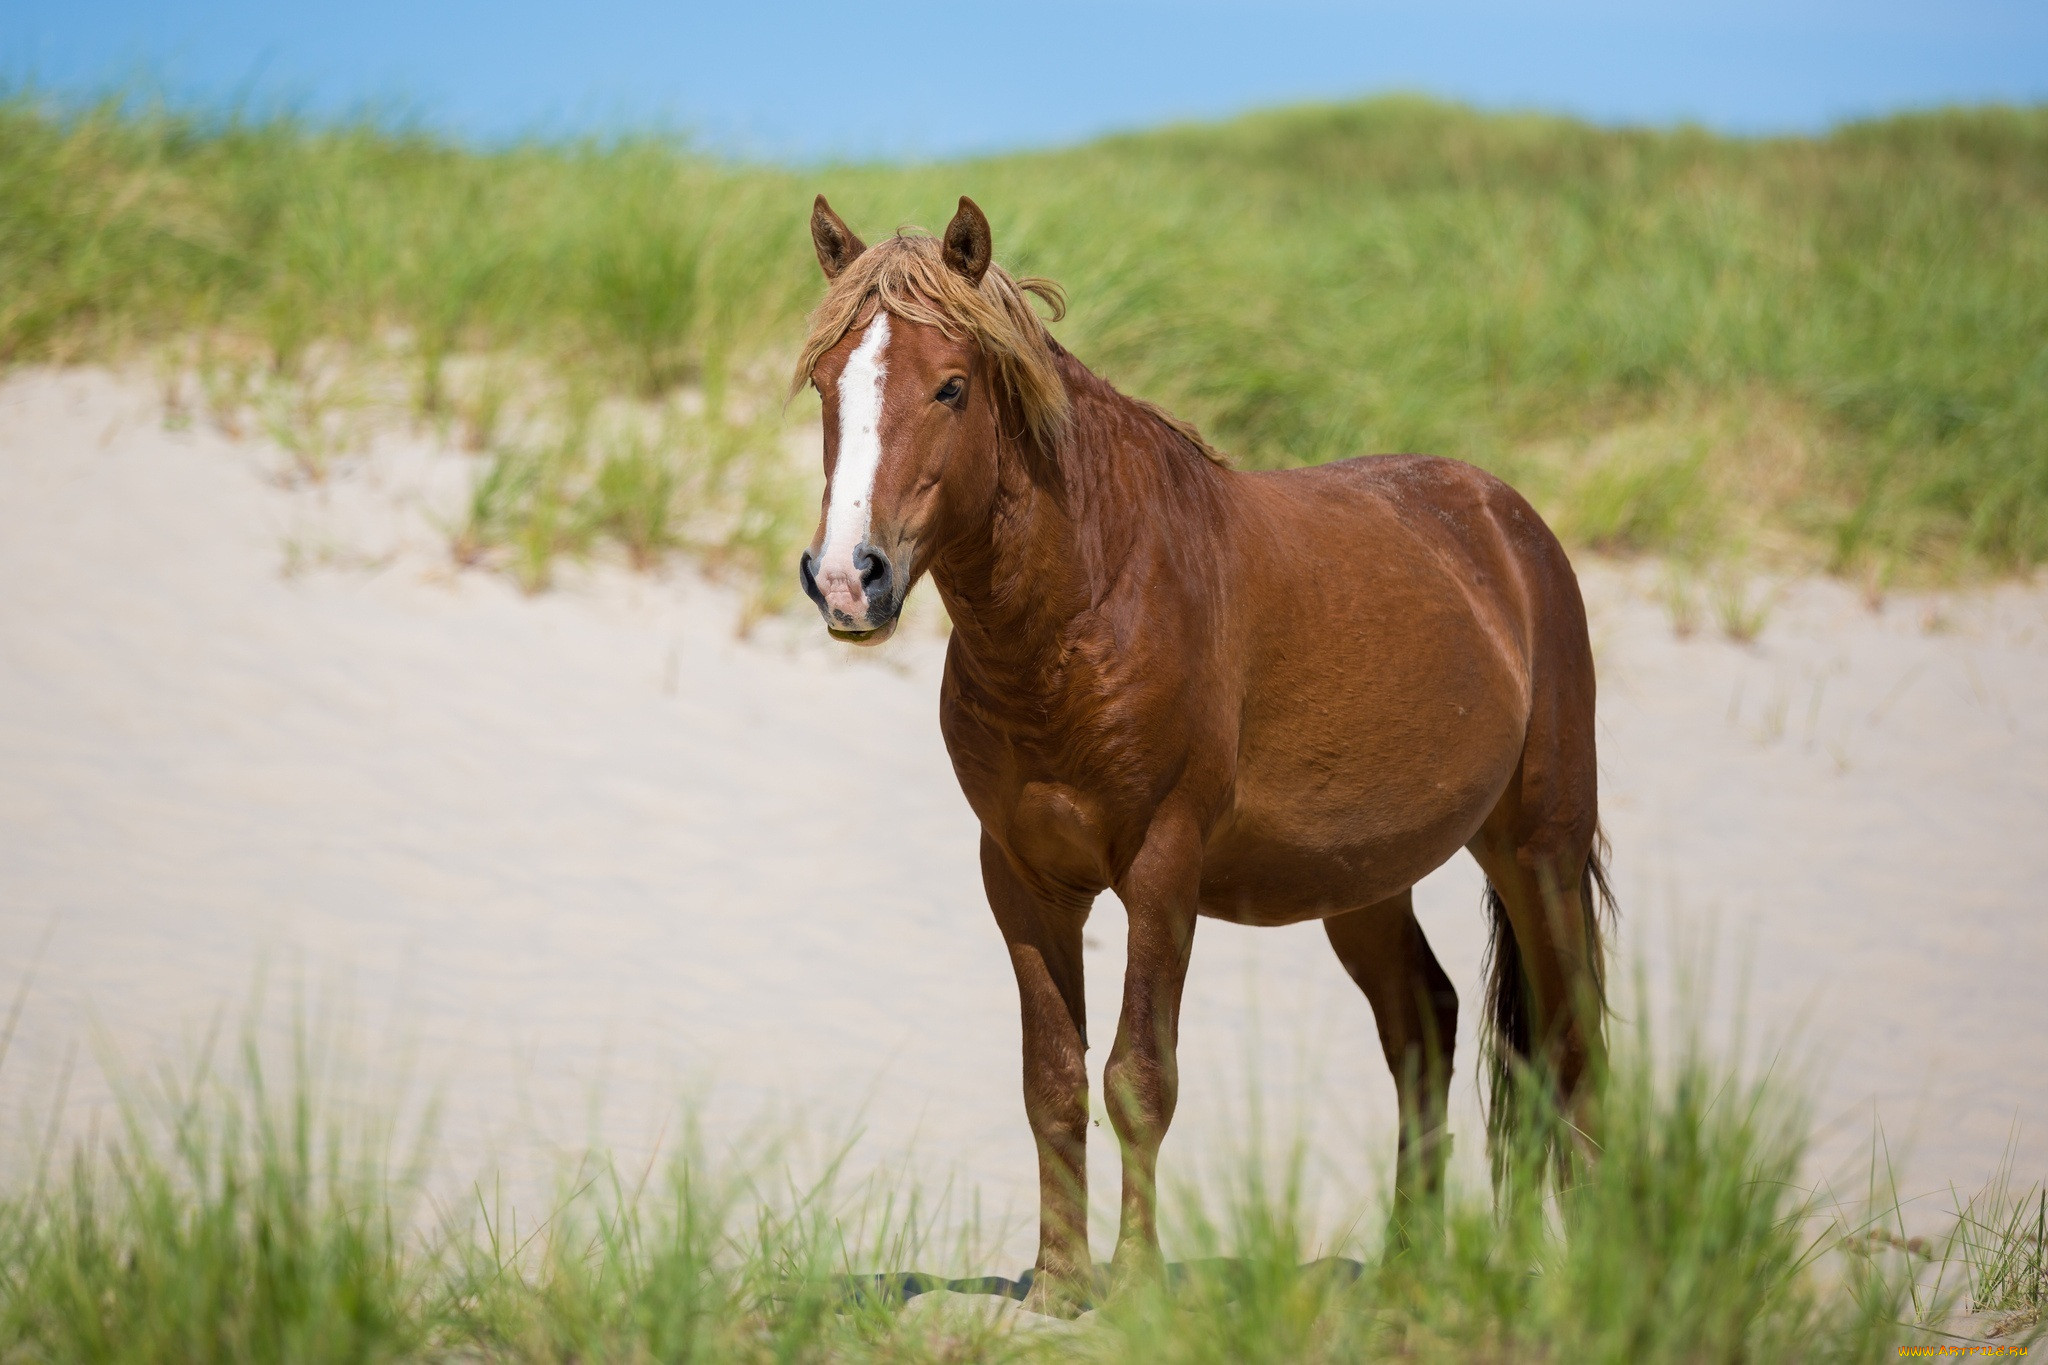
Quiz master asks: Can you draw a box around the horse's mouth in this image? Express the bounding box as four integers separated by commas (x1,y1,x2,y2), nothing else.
828,619,897,646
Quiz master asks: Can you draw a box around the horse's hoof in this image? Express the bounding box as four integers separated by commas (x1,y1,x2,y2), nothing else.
1019,1276,1088,1319
1106,1246,1166,1296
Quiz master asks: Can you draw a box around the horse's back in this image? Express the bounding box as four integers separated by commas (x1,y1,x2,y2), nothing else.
1265,450,1569,579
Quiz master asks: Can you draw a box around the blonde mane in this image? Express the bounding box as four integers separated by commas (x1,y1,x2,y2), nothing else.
791,231,1071,449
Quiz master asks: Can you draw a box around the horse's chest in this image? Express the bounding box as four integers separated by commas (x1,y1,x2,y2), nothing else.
941,699,1160,892
964,739,1156,890
1005,779,1118,890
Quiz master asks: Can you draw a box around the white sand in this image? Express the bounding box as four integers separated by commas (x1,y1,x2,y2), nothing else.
2,366,2044,1259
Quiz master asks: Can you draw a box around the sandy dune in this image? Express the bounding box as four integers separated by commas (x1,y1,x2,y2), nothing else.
2,367,2044,1257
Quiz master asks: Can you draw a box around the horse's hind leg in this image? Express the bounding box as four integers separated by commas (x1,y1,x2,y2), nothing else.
1467,769,1608,1163
1324,890,1458,1232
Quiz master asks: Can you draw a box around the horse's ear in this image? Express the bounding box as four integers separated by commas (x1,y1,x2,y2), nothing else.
941,196,992,286
810,195,866,280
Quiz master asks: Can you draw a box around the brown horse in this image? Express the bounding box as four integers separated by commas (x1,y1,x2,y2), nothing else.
793,195,1613,1305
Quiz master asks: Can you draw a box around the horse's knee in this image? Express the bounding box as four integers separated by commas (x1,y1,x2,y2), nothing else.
1102,1038,1177,1143
1023,1044,1090,1141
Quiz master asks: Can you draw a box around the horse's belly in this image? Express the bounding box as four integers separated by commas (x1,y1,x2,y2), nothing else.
1196,704,1523,926
1195,813,1471,926
1196,798,1492,925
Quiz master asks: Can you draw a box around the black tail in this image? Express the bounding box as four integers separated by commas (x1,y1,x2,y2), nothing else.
1478,876,1530,1174
1478,827,1618,1187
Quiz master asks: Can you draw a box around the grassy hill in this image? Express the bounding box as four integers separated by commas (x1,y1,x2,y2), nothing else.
4,95,2044,586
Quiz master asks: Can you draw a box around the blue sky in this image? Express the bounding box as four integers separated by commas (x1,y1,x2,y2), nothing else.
6,1,2045,160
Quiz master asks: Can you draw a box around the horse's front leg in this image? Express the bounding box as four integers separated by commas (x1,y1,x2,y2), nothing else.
979,832,1094,1311
1104,813,1202,1281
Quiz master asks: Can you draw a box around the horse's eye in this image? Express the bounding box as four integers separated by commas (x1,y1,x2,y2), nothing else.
936,377,965,404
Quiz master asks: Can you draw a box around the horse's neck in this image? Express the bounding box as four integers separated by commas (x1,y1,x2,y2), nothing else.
935,358,1221,677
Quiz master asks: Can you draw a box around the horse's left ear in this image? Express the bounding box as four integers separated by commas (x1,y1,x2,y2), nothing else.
942,196,992,286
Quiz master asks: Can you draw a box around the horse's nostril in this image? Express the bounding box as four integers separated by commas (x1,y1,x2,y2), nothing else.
854,545,891,593
798,550,825,607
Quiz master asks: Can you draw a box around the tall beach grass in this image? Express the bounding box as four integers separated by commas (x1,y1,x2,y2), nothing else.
2,991,2041,1363
3,94,2045,593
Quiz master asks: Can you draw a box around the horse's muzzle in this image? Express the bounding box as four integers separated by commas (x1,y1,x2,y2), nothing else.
799,542,900,645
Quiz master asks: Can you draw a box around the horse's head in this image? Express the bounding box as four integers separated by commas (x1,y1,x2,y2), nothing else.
793,196,1066,645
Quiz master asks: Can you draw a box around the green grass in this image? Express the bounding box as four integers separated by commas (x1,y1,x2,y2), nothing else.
3,998,2040,1364
4,94,2046,591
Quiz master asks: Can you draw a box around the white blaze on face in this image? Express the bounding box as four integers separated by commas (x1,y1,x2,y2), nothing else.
817,312,892,619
